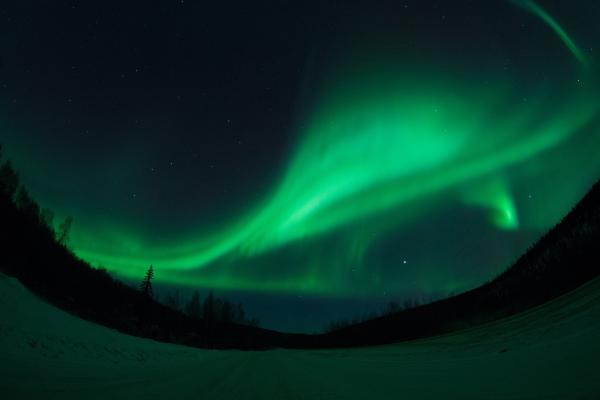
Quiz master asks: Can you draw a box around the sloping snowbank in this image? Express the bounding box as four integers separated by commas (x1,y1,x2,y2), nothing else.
1,272,599,399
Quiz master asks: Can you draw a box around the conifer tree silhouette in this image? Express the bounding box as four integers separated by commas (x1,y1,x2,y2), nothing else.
57,216,73,246
140,265,154,299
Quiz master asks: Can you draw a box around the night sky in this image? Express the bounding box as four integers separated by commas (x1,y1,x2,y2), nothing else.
1,0,599,332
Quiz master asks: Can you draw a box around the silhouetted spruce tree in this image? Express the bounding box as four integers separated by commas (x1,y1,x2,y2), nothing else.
57,216,73,246
40,208,55,233
403,298,419,310
165,290,181,311
0,160,19,200
234,302,246,324
203,291,216,322
325,319,351,333
385,301,401,315
220,299,234,323
140,265,154,299
185,290,201,318
16,187,40,221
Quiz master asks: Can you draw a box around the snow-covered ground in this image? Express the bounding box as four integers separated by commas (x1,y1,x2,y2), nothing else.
1,272,599,399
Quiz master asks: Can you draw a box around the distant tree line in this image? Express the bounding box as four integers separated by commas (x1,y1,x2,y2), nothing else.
3,141,600,349
164,288,260,327
139,264,260,327
0,145,73,246
316,176,600,347
0,145,269,349
324,296,445,333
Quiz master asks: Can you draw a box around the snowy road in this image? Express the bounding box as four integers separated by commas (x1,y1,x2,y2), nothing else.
1,272,599,399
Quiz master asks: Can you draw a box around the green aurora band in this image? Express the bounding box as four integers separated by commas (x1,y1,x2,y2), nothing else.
69,0,599,294
510,0,589,67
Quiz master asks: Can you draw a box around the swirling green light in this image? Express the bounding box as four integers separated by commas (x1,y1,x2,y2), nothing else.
510,0,588,67
69,1,599,294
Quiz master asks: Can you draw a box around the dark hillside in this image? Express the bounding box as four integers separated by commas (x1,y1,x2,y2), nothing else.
314,178,600,348
0,155,299,349
2,145,600,349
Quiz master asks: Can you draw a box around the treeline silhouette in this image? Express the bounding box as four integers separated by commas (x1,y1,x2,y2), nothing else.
324,297,442,333
312,178,600,347
140,264,260,327
2,142,600,349
0,145,281,349
161,288,261,327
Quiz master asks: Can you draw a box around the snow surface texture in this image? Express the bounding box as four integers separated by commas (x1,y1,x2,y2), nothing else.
1,272,599,399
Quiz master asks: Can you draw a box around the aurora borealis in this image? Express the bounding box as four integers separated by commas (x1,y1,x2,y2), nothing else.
1,0,599,331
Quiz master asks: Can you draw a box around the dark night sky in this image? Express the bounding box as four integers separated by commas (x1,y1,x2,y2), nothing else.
1,0,600,332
